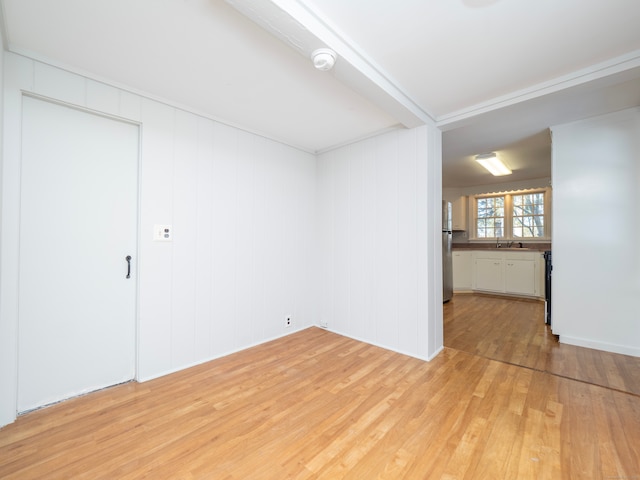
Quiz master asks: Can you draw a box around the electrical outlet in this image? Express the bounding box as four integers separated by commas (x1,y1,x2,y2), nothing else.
320,319,328,328
285,316,292,328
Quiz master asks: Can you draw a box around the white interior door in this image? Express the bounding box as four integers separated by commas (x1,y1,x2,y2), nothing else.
17,96,139,413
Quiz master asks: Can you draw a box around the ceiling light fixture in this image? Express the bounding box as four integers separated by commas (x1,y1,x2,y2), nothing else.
475,153,512,176
311,48,336,71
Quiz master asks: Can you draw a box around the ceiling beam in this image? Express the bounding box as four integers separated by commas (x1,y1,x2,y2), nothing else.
225,0,434,128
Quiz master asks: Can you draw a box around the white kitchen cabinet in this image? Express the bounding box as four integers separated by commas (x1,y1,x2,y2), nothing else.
504,254,536,296
473,252,504,292
452,251,472,291
451,196,467,231
471,250,543,298
474,259,504,292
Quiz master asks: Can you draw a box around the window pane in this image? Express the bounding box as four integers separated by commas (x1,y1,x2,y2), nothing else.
511,191,545,238
475,195,506,238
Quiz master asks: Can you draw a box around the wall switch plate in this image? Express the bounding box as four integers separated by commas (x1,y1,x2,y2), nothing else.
154,224,172,241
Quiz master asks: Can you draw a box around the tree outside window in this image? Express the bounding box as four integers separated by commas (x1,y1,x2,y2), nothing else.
513,193,544,238
476,196,504,238
474,190,547,240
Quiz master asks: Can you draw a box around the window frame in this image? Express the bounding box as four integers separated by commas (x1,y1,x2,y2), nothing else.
471,188,551,241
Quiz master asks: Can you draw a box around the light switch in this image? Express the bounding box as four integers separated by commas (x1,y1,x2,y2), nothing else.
153,224,172,241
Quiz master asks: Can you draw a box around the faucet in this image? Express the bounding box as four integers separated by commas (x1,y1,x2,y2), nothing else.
496,237,501,248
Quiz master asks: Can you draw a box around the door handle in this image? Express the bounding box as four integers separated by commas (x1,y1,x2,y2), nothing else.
126,255,132,279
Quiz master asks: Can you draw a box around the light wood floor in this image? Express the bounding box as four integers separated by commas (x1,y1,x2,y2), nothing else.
444,293,640,396
1,324,639,478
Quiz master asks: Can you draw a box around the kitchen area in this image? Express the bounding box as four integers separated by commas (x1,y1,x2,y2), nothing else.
442,191,552,324
442,104,640,372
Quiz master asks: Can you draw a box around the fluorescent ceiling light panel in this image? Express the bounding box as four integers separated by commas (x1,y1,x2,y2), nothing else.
475,153,512,176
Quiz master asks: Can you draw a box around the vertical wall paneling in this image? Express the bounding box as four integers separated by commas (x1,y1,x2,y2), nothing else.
235,130,257,347
210,122,239,355
333,147,350,334
362,140,378,342
415,127,432,360
398,130,419,354
268,142,290,338
318,150,335,330
251,136,269,340
194,117,215,360
171,110,199,368
293,145,318,329
375,133,400,349
347,142,366,339
426,125,444,359
138,99,175,378
317,125,439,360
258,137,277,340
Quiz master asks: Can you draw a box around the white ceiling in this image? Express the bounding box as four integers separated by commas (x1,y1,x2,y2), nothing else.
2,0,640,187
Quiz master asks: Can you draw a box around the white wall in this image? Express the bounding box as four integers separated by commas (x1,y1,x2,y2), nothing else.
0,54,317,426
317,126,443,360
551,108,640,356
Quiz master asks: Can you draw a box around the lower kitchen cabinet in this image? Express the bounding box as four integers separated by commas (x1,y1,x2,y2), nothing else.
452,251,472,290
504,254,536,296
473,252,504,293
464,250,543,298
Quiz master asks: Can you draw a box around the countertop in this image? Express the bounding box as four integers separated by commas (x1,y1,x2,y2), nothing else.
452,243,551,252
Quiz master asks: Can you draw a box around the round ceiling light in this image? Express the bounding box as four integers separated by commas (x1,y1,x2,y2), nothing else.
311,48,337,71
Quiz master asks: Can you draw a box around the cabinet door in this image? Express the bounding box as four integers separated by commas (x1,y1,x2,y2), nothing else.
453,251,472,290
451,196,467,231
474,258,503,292
505,259,535,295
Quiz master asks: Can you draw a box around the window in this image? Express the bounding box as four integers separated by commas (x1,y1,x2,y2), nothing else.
512,192,544,238
474,189,549,240
476,196,504,238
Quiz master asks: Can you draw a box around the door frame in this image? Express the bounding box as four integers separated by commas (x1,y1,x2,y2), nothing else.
0,89,143,424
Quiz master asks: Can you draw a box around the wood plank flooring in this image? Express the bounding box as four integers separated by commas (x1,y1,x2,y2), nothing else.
444,293,640,395
1,324,639,478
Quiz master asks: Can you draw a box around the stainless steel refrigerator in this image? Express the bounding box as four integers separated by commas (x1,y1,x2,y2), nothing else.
442,201,453,302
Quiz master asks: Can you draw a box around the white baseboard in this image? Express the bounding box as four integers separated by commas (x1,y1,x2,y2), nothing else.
315,325,443,363
559,335,640,358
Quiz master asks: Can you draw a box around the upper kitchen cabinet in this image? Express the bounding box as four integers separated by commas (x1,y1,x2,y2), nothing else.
451,196,467,231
